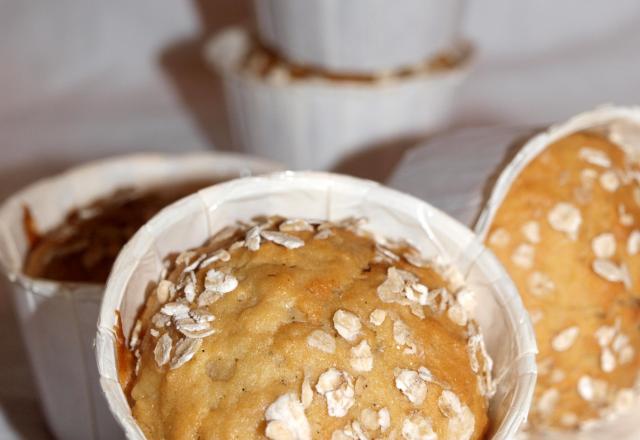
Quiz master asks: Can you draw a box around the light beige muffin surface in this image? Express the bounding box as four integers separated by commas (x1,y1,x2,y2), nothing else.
486,131,640,431
125,218,493,440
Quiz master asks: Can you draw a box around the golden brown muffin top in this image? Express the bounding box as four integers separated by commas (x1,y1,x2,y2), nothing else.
126,217,493,440
486,131,640,432
24,180,217,284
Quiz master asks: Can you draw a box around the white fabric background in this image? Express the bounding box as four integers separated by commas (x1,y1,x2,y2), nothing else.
1,1,640,438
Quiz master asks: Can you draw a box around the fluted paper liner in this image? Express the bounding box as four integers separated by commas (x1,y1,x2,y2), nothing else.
205,27,472,170
96,171,537,439
475,106,640,439
254,0,466,73
0,152,282,440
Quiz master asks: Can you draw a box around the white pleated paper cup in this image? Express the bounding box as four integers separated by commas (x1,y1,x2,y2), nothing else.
0,152,281,440
205,27,472,171
475,106,640,440
96,171,536,439
253,0,466,73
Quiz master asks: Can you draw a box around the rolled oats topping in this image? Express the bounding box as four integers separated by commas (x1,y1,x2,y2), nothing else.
511,243,535,269
547,202,582,240
579,147,612,168
395,369,428,405
154,333,172,367
315,368,355,417
618,204,634,226
156,279,175,304
521,221,541,244
527,271,556,297
438,390,475,440
599,171,620,192
350,340,373,372
204,269,238,295
265,393,311,440
306,330,336,354
279,219,314,232
592,259,631,287
551,326,580,352
261,230,305,249
600,347,616,373
592,233,617,259
536,388,559,418
170,337,202,369
301,375,313,409
488,228,510,248
369,309,387,326
393,319,419,355
627,230,640,255
333,310,362,342
401,414,437,440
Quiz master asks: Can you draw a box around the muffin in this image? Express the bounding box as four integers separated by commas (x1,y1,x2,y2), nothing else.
24,180,218,284
485,131,640,431
206,27,472,170
123,216,494,439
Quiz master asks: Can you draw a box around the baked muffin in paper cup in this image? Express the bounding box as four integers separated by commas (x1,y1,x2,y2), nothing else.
0,152,281,440
474,106,640,439
96,171,536,439
205,27,473,170
253,0,466,73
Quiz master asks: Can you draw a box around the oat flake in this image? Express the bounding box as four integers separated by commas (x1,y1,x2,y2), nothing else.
592,233,617,259
350,340,373,372
521,221,541,244
170,337,202,369
369,309,387,326
261,230,305,249
627,230,640,255
579,147,612,168
527,271,555,297
548,202,582,240
488,228,510,248
599,171,620,192
511,243,535,269
395,369,427,405
315,368,355,418
401,415,437,440
306,330,336,354
265,393,311,440
551,326,580,352
333,310,362,342
279,219,314,232
536,388,559,418
154,333,172,367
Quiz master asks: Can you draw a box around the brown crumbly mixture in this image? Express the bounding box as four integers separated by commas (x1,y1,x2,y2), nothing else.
127,218,491,439
486,132,640,431
24,180,218,284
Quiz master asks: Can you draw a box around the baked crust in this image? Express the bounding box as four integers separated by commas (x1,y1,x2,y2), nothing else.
486,131,640,431
128,217,491,439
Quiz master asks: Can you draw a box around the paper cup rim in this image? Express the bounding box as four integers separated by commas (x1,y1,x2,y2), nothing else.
203,26,475,90
97,170,537,440
475,104,640,239
0,151,282,300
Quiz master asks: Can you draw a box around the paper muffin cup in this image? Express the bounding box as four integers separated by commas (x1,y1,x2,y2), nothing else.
205,26,473,171
0,152,282,440
253,0,466,73
96,171,537,439
474,105,640,440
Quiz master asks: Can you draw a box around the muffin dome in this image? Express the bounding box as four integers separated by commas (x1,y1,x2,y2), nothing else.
125,217,493,439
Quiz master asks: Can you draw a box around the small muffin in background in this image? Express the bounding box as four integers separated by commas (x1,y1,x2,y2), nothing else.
124,216,494,440
486,131,640,432
24,180,218,284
